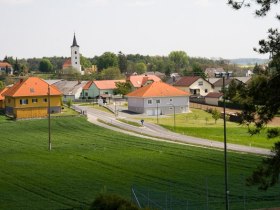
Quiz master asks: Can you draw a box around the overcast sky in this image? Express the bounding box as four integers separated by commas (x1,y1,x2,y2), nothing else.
1,0,278,59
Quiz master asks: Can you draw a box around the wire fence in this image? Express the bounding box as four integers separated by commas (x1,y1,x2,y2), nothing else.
131,176,280,210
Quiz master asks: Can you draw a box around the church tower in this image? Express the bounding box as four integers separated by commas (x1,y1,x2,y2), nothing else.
71,33,83,74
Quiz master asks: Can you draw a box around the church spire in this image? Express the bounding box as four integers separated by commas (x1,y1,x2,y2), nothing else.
71,33,79,47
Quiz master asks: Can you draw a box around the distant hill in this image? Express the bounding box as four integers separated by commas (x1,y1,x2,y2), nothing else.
229,58,269,65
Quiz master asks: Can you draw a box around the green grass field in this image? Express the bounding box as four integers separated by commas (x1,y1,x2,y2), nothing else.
141,109,278,149
0,116,280,210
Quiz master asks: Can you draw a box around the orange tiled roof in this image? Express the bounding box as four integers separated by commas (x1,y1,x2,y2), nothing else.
83,81,93,90
126,81,190,98
0,62,12,68
93,80,125,90
0,87,9,100
128,75,161,88
62,59,72,68
3,77,62,97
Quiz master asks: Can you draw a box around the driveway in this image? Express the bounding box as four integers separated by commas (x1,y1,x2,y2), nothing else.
73,104,271,156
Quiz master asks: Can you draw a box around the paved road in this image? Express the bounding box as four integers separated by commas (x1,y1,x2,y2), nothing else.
73,104,272,156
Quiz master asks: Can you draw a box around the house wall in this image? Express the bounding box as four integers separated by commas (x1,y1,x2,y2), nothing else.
0,100,4,109
189,79,213,96
205,97,221,106
128,96,189,116
5,95,62,119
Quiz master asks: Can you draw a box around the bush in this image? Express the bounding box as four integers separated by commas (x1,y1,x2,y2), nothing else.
89,194,140,210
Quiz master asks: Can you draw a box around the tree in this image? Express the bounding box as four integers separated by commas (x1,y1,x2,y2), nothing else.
66,98,73,108
96,52,118,71
135,62,147,74
0,81,5,90
118,51,128,73
39,59,53,72
229,0,280,189
100,67,122,80
80,54,92,70
114,82,132,95
211,109,220,124
192,62,205,78
168,51,189,73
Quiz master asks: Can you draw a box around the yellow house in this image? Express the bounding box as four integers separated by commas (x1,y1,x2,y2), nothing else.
3,77,63,119
0,87,9,109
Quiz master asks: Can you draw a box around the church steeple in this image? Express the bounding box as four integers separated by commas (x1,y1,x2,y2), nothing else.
71,33,79,47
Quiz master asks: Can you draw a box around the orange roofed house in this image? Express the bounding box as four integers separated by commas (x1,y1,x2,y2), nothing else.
127,75,161,90
3,77,63,119
126,81,190,116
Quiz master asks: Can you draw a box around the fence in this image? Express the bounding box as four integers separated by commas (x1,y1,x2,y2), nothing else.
131,176,280,210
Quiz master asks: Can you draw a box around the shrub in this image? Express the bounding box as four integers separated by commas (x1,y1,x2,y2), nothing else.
89,194,140,210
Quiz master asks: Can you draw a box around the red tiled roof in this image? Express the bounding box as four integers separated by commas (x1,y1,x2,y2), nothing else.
83,81,93,90
128,75,161,88
3,77,62,97
62,59,72,68
173,76,200,87
0,62,12,68
205,92,223,98
93,80,125,90
126,81,190,98
0,87,9,100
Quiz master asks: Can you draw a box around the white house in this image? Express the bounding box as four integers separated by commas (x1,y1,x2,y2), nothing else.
173,76,213,96
205,92,223,106
126,81,190,116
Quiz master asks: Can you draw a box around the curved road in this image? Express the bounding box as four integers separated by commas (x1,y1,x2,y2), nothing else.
73,105,271,156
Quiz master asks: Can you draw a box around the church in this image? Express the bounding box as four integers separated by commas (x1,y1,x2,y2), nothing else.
62,34,84,75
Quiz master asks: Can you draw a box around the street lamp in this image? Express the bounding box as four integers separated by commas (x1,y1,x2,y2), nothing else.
167,103,175,130
155,99,159,124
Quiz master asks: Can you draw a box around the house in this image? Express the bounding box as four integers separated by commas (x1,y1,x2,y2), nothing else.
166,73,182,85
0,62,13,75
234,76,252,85
81,80,125,100
204,68,224,78
3,77,62,119
126,81,190,116
127,75,161,90
205,92,223,106
212,78,242,92
0,87,9,109
51,80,87,102
173,76,214,96
141,71,166,80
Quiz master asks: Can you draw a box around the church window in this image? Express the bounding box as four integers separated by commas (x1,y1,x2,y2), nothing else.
75,62,77,64
75,51,77,54
75,57,77,59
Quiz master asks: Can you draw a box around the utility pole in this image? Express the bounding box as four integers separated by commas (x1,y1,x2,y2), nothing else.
48,84,51,151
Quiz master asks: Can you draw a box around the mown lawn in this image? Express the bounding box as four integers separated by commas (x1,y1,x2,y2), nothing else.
142,109,279,149
0,116,279,210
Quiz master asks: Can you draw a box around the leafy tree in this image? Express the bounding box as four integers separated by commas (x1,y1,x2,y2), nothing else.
229,0,280,189
114,82,132,95
192,62,205,77
80,54,92,70
211,109,220,124
100,67,122,80
96,52,118,71
89,194,140,210
135,62,147,74
168,51,189,73
118,51,128,73
0,81,5,90
39,59,53,72
66,98,73,108
253,63,264,75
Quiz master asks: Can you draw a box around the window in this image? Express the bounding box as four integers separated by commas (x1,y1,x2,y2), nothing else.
75,51,77,54
75,62,77,64
169,107,173,110
30,88,34,93
85,92,88,96
43,98,48,102
32,98,38,103
169,98,173,102
205,89,208,93
148,100,152,104
198,81,203,86
156,99,160,104
75,57,77,59
8,99,11,103
20,99,28,105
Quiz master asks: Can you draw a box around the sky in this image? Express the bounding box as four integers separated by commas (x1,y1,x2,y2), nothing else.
0,0,279,60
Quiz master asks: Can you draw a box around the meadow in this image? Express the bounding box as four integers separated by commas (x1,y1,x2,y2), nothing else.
0,116,280,210
141,108,279,149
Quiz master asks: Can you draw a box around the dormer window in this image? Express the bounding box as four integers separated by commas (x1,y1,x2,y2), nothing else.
30,88,34,93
